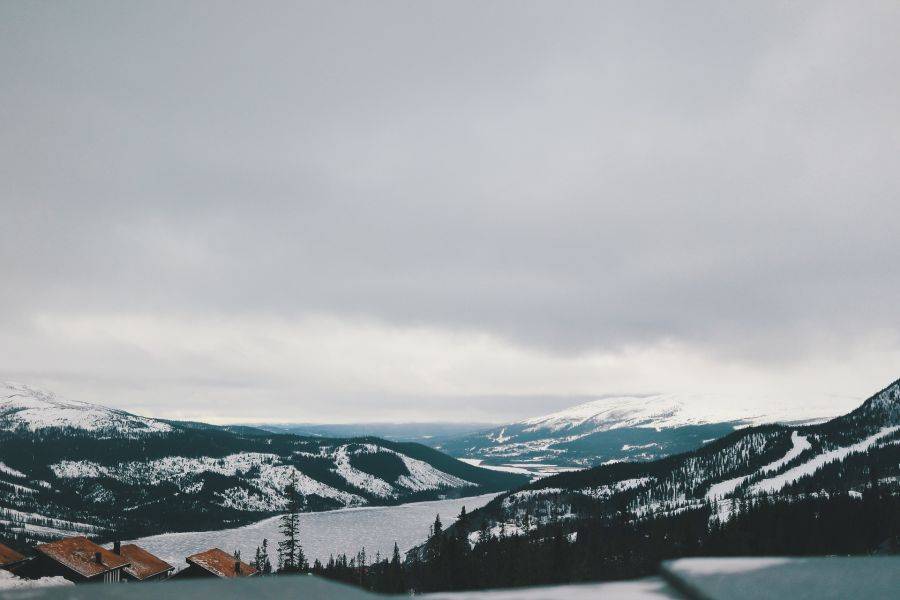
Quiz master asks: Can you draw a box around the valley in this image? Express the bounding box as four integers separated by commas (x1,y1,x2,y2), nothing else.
127,492,499,569
0,382,526,543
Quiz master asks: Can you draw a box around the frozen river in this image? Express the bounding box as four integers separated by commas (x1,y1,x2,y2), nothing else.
127,493,499,569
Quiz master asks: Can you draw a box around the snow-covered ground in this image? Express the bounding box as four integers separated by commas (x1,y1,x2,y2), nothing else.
0,570,72,590
128,493,500,569
425,577,676,599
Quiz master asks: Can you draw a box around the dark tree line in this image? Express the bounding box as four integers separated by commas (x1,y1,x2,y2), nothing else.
259,488,899,594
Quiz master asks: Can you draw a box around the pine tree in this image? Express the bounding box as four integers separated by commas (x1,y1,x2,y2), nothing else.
388,541,404,592
278,472,306,573
259,538,272,574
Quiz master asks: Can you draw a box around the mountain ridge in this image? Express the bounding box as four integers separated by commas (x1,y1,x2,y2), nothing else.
0,383,527,543
436,375,900,547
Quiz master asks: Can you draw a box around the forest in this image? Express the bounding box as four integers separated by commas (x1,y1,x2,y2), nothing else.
255,479,899,594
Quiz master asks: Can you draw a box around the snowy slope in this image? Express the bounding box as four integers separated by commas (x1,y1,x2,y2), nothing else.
520,391,835,434
439,391,844,469
445,377,900,540
0,382,171,436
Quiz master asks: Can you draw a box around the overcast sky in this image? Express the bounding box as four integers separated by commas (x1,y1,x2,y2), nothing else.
2,1,899,424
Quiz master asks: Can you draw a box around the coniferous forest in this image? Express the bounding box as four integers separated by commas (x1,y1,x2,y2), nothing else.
253,485,899,594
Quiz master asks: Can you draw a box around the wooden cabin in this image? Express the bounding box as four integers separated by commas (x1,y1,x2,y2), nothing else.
112,542,175,582
20,536,129,583
0,542,27,571
171,548,257,579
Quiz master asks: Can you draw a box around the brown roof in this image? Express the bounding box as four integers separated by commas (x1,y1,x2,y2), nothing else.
35,537,129,579
116,544,174,580
0,543,25,566
185,548,257,578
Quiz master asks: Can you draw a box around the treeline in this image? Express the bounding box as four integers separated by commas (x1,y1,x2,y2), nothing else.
260,488,899,594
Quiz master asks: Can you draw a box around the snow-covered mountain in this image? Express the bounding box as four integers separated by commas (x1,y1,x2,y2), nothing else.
438,393,777,468
441,377,900,543
0,383,526,544
0,382,171,436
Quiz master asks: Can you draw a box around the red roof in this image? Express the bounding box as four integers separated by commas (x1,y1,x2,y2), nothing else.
35,537,129,579
0,543,25,566
116,544,174,580
185,548,257,578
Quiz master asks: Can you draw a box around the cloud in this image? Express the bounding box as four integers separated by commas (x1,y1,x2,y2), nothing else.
1,1,899,420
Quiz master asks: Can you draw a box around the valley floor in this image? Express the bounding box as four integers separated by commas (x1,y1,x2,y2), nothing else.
127,493,500,569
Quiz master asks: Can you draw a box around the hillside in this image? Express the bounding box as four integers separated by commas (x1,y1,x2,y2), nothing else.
436,393,802,468
441,378,900,543
0,383,527,543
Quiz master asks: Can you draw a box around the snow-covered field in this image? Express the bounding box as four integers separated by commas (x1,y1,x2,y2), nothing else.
128,493,500,569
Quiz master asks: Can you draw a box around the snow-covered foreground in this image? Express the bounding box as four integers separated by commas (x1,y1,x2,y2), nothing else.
128,493,500,569
0,570,72,590
425,577,676,599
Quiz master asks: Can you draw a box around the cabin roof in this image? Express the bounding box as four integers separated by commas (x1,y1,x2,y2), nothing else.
35,536,129,578
117,544,174,580
185,548,257,578
0,542,25,566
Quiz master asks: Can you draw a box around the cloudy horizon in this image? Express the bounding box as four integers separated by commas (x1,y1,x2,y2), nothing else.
2,1,899,424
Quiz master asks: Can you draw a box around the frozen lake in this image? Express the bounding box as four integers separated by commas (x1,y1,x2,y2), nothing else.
127,493,499,569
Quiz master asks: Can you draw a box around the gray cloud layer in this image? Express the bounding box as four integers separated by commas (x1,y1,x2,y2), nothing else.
2,2,899,421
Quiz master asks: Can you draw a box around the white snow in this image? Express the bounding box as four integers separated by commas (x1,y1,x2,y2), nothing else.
52,444,474,512
395,453,472,492
667,557,792,575
51,453,365,510
583,477,652,499
0,570,72,589
503,488,565,507
705,431,811,501
332,445,395,498
622,443,659,451
331,444,472,498
425,577,674,599
0,480,37,495
519,392,844,436
0,382,171,436
0,507,102,536
457,458,572,478
747,426,900,495
0,462,27,478
128,493,499,569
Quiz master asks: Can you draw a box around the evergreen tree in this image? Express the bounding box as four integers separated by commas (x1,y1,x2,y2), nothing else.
259,538,272,574
388,541,405,593
277,472,307,573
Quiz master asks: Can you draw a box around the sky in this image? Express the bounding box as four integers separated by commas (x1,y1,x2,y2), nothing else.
1,1,899,424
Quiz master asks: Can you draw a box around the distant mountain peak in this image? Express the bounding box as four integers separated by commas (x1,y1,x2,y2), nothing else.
521,394,699,434
0,381,172,436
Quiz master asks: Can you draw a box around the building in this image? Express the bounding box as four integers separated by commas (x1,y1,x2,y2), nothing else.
20,536,130,583
171,548,257,579
0,542,27,571
112,542,175,582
